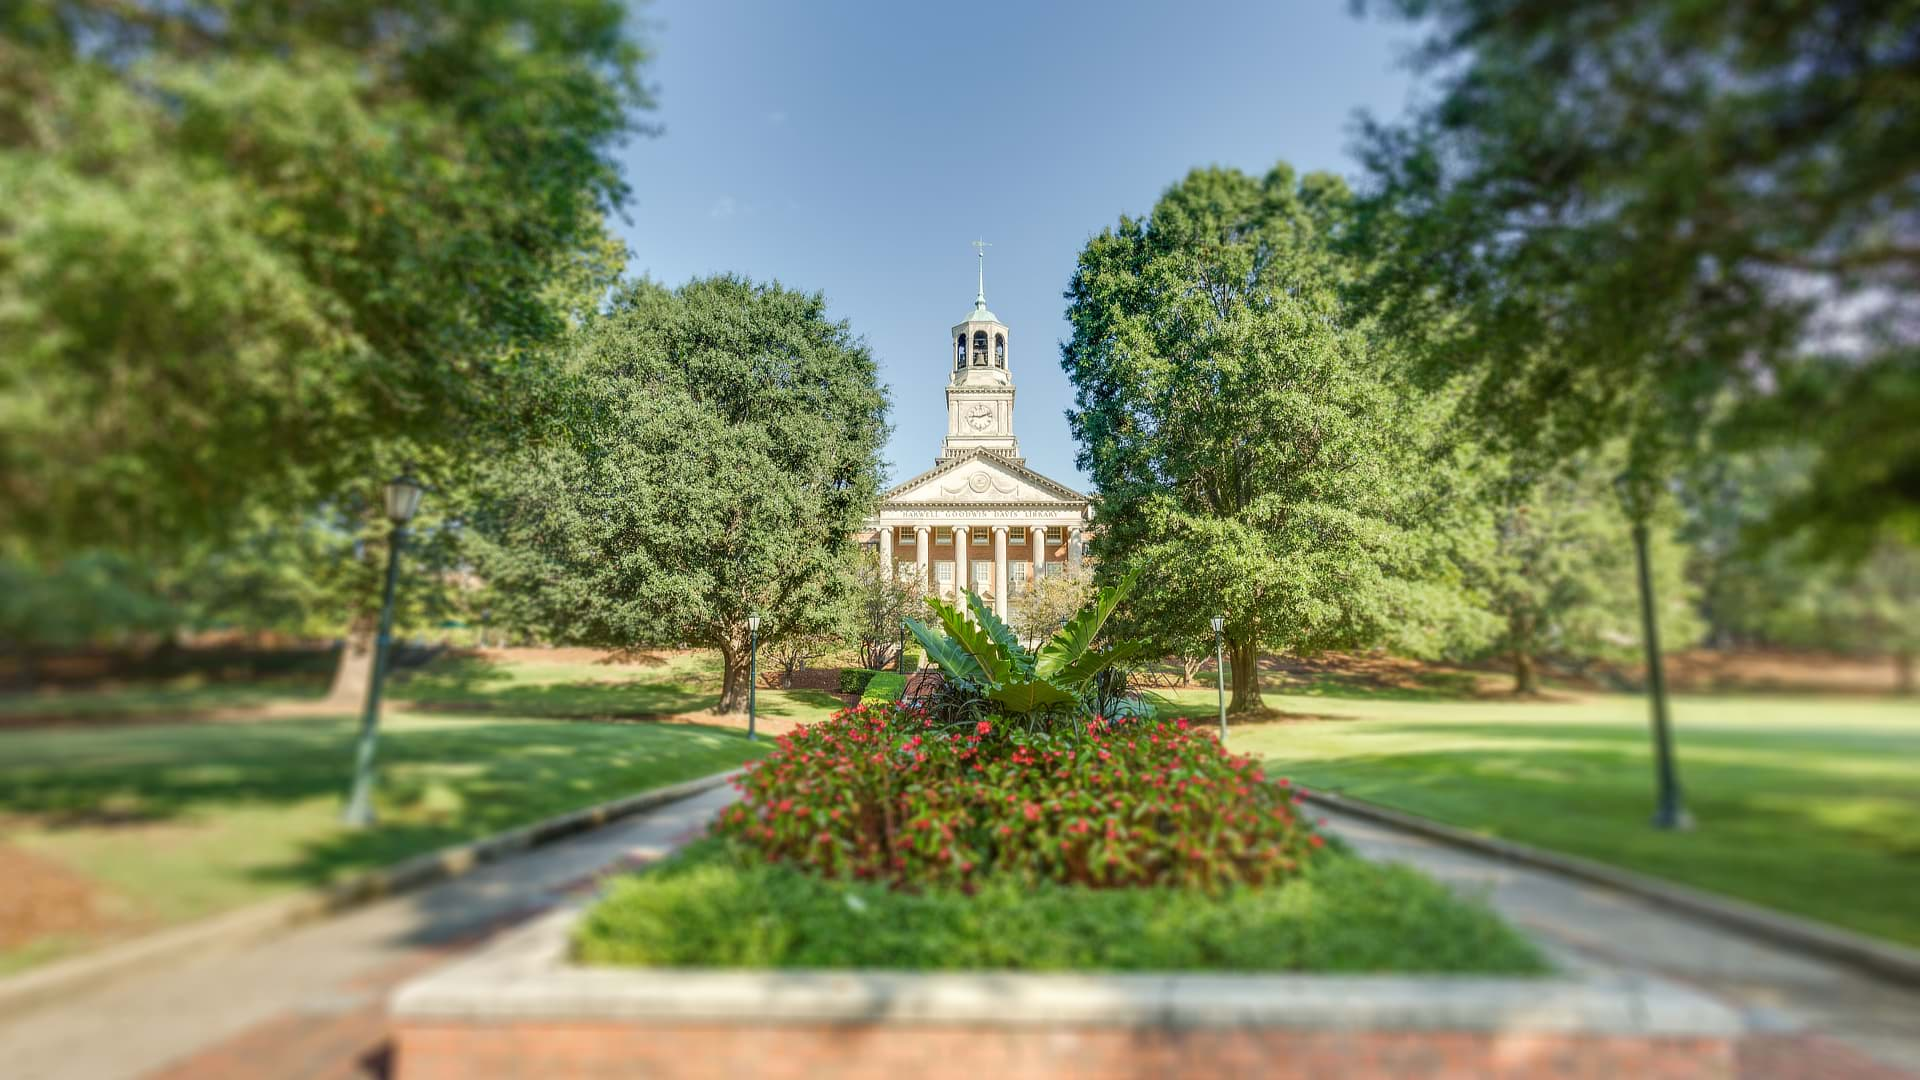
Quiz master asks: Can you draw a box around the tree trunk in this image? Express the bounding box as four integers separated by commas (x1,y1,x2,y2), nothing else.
1228,641,1263,714
1510,611,1538,695
1896,649,1915,696
715,639,750,713
327,611,377,706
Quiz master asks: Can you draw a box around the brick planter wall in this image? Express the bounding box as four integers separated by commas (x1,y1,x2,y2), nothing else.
388,907,1744,1080
397,1022,1733,1079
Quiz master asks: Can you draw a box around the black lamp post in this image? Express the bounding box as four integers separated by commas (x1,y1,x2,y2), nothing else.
343,475,424,828
1614,471,1693,831
898,620,908,673
1211,615,1227,743
747,614,761,742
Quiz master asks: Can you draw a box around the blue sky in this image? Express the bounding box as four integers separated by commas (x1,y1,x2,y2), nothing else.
612,1,1422,489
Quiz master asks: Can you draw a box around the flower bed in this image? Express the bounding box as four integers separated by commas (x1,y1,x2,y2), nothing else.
714,701,1316,891
571,700,1543,975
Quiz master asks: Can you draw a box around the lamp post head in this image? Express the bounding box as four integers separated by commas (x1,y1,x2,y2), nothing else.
384,475,425,524
1210,615,1225,634
748,614,761,634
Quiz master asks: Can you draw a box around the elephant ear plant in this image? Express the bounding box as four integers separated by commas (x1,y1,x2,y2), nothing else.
906,572,1149,727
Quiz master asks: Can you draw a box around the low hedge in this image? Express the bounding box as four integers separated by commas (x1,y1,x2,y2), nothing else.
836,668,882,695
859,673,907,704
716,701,1319,891
576,837,1546,974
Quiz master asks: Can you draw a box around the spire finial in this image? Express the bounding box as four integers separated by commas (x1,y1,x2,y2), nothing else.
970,238,992,308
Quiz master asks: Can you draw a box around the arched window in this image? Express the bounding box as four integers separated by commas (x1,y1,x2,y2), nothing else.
956,334,967,370
994,334,1006,367
972,330,988,366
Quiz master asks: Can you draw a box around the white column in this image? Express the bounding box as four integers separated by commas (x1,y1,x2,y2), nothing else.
914,526,931,590
952,526,968,602
992,526,1009,620
1029,524,1046,586
878,526,894,581
1068,527,1084,576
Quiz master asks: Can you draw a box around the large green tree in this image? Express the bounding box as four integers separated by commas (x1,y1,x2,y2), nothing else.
0,0,647,556
1353,0,1920,551
1064,165,1484,713
471,277,889,713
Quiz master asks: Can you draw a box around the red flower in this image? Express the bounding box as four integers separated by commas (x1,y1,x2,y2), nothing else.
976,720,993,735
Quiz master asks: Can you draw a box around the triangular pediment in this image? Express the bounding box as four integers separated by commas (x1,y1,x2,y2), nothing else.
882,450,1088,507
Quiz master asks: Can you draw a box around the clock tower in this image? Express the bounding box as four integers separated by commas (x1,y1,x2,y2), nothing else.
942,242,1020,461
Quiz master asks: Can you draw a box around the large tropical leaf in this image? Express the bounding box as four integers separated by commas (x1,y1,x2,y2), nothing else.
985,675,1081,714
923,595,1014,684
1048,640,1146,690
905,616,987,685
964,590,1035,676
1035,571,1137,678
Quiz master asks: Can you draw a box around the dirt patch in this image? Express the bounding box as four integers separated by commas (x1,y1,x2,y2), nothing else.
0,844,132,951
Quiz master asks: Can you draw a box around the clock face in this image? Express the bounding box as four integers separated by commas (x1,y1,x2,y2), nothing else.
965,404,994,432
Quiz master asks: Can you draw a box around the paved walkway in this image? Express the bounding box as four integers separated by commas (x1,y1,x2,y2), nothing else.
0,784,736,1080
1322,807,1920,1079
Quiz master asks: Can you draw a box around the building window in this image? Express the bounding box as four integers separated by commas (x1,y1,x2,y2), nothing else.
972,530,989,546
936,562,954,585
994,334,1006,367
955,335,967,370
972,330,988,366
1010,561,1028,595
971,562,993,594
1041,561,1064,579
936,527,952,544
1010,530,1025,545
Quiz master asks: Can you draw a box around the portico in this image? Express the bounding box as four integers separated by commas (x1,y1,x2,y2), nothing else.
864,246,1091,619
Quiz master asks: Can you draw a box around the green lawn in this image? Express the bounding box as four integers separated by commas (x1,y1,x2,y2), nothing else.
0,710,765,973
1152,686,1920,947
0,650,853,728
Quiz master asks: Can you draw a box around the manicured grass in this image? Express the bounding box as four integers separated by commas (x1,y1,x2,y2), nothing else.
1152,688,1920,947
575,839,1546,974
0,711,765,972
0,676,328,719
0,650,854,729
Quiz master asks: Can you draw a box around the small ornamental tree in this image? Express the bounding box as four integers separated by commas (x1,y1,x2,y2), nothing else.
470,277,889,712
849,550,923,671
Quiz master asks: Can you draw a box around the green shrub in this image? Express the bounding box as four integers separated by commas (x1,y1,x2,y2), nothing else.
576,838,1546,974
859,673,906,704
715,700,1319,891
906,574,1149,724
836,668,881,695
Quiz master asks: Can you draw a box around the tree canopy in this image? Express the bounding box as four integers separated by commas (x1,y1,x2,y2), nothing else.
1063,164,1483,712
1353,0,1920,550
470,276,889,712
0,0,648,555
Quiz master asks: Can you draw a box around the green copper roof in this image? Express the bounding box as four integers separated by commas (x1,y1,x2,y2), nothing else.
958,301,1000,325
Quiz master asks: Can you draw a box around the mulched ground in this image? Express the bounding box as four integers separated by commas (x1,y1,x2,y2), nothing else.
0,844,128,953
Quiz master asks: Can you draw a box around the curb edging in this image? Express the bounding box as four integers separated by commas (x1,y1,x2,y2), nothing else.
1301,788,1920,990
0,768,742,1019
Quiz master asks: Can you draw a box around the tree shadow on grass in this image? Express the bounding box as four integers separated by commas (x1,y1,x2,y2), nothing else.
387,655,717,718
0,716,758,881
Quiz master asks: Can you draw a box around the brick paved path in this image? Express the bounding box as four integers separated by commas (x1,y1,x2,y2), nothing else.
1323,809,1920,1079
